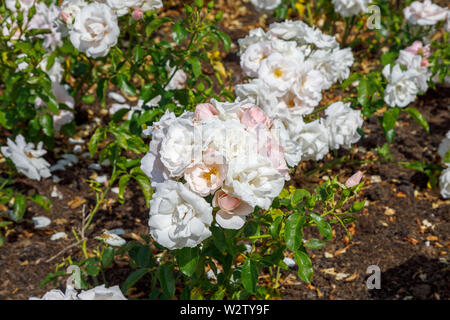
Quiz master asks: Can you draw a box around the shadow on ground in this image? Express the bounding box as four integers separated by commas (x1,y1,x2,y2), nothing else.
368,255,449,300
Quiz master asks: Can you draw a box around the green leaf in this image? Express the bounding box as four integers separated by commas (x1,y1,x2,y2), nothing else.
310,213,332,241
136,245,151,268
38,91,59,114
270,216,283,238
404,107,429,133
133,174,153,207
28,194,52,211
102,247,115,268
194,0,203,8
215,31,231,51
0,221,13,228
39,113,54,137
381,52,396,66
284,213,305,250
293,249,313,283
341,72,360,90
444,150,450,164
381,107,399,142
188,58,202,78
304,238,326,250
211,225,227,252
97,78,108,108
118,74,136,96
85,263,99,276
82,95,96,104
133,45,144,63
241,258,258,294
145,17,171,37
122,268,148,293
12,195,26,221
351,201,365,212
176,247,200,277
172,20,188,44
118,174,131,204
357,78,370,107
159,263,175,298
88,127,105,157
291,189,310,205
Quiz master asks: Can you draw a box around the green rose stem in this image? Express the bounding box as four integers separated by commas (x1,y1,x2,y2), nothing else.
81,162,119,258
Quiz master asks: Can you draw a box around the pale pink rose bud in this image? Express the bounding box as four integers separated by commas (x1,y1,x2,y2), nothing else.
421,59,429,67
240,106,271,128
215,191,242,211
132,8,143,21
194,103,218,121
61,12,71,23
345,171,363,188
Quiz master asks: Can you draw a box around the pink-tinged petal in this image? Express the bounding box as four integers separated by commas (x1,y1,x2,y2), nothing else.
345,171,363,188
240,105,271,128
194,103,218,121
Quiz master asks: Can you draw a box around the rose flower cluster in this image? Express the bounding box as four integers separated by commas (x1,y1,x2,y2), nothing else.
236,20,363,167
140,100,290,249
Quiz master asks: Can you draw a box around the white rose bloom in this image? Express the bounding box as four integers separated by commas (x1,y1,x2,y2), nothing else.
439,167,450,199
39,56,64,84
240,41,273,77
331,0,370,18
404,0,448,26
268,20,338,49
78,285,127,300
149,181,213,249
53,109,75,132
141,111,196,184
295,119,330,161
250,0,282,13
165,62,187,90
268,20,309,42
184,151,227,197
203,119,258,162
28,2,63,51
396,50,431,92
237,28,270,55
5,0,35,12
258,52,299,93
30,284,126,300
310,48,354,89
159,118,198,178
106,0,141,16
61,0,88,26
269,38,303,57
324,101,363,150
29,286,78,300
272,117,304,167
222,155,285,210
70,2,120,58
438,130,450,162
1,135,51,181
271,59,324,117
383,64,420,108
140,0,163,12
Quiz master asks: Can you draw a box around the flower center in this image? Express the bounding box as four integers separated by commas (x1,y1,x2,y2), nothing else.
203,166,218,183
273,68,283,78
